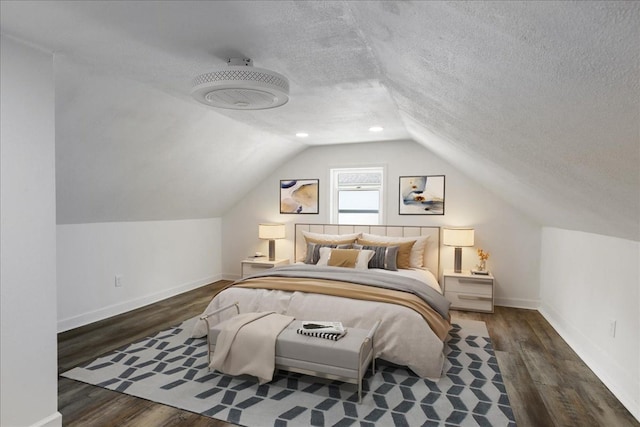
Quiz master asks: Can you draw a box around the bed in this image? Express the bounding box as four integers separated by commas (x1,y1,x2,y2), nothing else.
192,224,451,379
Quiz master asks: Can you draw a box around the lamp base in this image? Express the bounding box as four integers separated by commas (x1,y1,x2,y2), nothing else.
453,247,462,273
268,240,276,261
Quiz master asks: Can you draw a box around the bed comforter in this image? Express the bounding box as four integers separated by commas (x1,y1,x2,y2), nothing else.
192,265,452,379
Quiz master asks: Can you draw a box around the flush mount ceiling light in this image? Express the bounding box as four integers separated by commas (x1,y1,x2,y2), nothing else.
191,58,289,110
369,126,384,132
295,132,309,138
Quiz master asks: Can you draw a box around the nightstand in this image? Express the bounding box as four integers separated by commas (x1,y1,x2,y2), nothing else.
241,258,289,278
443,270,494,313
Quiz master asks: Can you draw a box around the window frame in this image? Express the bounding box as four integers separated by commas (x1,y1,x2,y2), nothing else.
329,166,385,225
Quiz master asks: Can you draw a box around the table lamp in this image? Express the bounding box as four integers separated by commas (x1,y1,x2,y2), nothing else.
258,223,286,261
443,228,475,273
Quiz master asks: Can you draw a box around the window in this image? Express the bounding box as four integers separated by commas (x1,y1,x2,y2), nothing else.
330,167,384,224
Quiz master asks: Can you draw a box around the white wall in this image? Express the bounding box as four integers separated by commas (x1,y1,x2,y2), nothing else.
57,218,222,331
539,227,639,420
222,140,541,308
1,36,62,427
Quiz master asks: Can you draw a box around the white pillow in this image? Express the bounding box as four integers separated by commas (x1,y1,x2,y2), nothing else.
361,233,430,268
301,230,361,243
316,247,374,270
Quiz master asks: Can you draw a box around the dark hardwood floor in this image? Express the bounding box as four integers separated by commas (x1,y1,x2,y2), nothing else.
58,280,638,426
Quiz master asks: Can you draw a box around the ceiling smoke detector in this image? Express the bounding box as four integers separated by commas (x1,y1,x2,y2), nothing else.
191,58,289,110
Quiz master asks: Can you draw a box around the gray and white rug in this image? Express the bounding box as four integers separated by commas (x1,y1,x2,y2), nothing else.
62,317,516,426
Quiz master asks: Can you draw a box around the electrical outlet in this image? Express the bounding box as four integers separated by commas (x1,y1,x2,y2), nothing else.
115,275,123,287
609,319,616,338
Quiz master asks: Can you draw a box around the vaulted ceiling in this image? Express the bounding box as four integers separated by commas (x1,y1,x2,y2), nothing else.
1,1,638,240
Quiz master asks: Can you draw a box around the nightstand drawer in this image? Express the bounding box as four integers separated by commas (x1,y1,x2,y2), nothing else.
446,291,493,312
445,276,493,296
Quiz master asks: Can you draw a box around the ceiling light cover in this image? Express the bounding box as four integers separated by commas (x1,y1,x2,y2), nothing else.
192,58,289,110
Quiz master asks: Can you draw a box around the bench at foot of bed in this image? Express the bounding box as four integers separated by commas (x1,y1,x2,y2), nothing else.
202,303,380,403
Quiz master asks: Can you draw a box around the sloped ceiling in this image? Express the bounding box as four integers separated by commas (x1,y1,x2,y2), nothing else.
1,1,638,240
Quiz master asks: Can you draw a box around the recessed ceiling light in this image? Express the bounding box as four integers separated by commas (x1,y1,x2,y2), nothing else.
296,132,309,138
369,126,384,132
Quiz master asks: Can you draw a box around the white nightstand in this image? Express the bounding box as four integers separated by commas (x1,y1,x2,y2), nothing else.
241,258,289,278
443,270,494,313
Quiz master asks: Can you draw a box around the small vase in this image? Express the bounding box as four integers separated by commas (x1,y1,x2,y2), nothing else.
476,260,486,271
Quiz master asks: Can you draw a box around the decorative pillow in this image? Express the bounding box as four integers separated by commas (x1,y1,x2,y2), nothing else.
327,249,359,268
301,230,361,245
317,247,374,269
357,238,415,269
354,244,399,271
304,243,352,264
360,233,429,268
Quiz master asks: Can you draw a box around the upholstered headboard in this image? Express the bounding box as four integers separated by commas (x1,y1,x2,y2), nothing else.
294,223,440,274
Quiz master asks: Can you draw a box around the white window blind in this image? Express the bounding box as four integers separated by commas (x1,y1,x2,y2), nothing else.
330,167,384,224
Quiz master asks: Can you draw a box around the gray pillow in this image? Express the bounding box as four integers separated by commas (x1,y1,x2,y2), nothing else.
353,244,399,271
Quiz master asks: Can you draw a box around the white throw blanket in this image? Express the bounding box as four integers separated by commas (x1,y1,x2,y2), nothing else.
209,311,294,384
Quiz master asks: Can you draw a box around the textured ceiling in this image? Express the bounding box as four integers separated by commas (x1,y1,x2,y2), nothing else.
1,1,638,239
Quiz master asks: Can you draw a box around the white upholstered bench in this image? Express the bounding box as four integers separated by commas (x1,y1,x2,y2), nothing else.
201,302,380,402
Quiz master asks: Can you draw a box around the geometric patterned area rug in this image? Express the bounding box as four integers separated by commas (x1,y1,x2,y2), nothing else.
61,317,516,426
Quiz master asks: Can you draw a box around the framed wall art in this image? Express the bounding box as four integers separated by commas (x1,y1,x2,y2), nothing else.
399,175,445,215
280,179,319,214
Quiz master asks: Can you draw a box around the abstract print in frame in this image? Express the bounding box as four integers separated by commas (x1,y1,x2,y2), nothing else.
280,179,319,214
399,175,445,215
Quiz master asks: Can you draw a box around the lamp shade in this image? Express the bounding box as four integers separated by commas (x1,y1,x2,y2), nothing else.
442,228,475,247
258,223,286,240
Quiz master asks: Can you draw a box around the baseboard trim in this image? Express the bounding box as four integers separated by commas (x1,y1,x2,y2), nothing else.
29,412,62,427
494,297,540,310
57,275,223,332
539,304,639,422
